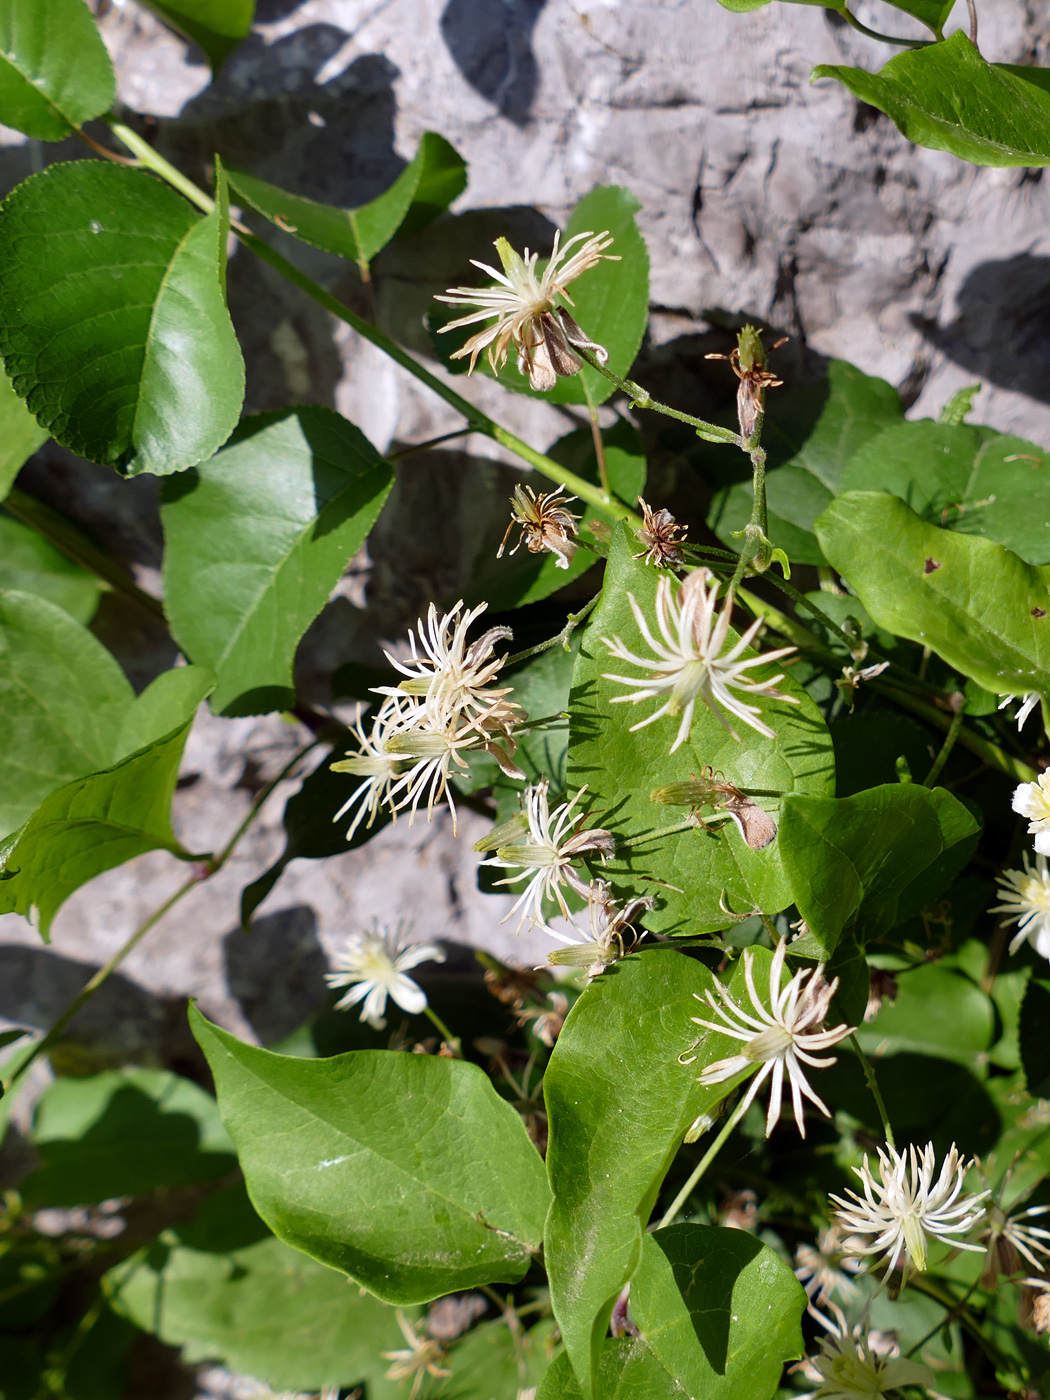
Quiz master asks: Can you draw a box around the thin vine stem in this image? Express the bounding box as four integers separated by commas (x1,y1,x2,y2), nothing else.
923,703,965,787
504,595,601,666
4,739,319,1093
574,346,740,445
103,120,642,529
849,1033,895,1149
423,1004,460,1052
658,1095,750,1230
839,5,933,47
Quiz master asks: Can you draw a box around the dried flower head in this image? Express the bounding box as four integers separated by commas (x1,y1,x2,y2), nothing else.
483,780,615,936
483,963,542,1009
705,325,786,441
436,230,617,391
864,968,898,1023
1012,773,1050,856
1022,1276,1050,1335
602,568,797,751
634,498,687,569
382,1311,451,1400
546,880,656,978
830,1141,988,1277
516,990,571,1047
325,924,444,1029
686,940,855,1139
992,850,1050,961
499,483,581,570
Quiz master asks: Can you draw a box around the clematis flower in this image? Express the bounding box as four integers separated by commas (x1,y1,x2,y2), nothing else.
330,698,413,841
794,1225,862,1328
381,1311,450,1400
686,939,854,1138
999,691,1041,731
373,600,514,724
797,1303,935,1400
498,484,580,570
992,850,1050,960
436,229,617,392
830,1141,988,1277
1012,773,1050,856
325,924,444,1029
633,497,687,569
482,780,615,935
602,568,797,751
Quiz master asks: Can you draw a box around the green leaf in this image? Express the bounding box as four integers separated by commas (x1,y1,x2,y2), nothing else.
190,1008,551,1304
813,32,1050,168
1019,977,1050,1099
111,1183,410,1394
444,1317,557,1400
707,360,904,566
230,132,466,267
22,1068,234,1207
0,515,102,623
879,0,957,30
138,0,254,71
544,948,756,1398
567,527,834,936
856,963,994,1065
841,421,1050,565
815,490,1050,700
778,784,980,956
0,591,133,839
0,161,244,475
714,0,772,9
631,1225,805,1400
115,664,216,756
0,367,47,501
161,406,393,716
0,0,115,141
0,718,195,937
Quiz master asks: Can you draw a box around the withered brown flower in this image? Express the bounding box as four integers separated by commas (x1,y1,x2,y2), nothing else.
633,497,687,569
498,483,581,570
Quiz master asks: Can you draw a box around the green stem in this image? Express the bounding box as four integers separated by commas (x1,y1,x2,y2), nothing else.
505,595,600,667
423,1004,460,1051
839,5,933,47
873,683,1036,784
5,488,165,621
923,704,964,787
728,428,770,592
658,1095,750,1229
575,348,740,445
105,121,639,527
850,1033,895,1149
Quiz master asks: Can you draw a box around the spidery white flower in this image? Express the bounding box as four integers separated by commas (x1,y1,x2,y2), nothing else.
331,601,525,838
999,691,1041,732
797,1302,935,1400
325,924,444,1030
794,1224,862,1329
382,1311,450,1400
1012,773,1050,857
830,1141,989,1277
981,1199,1050,1284
992,851,1050,961
686,940,854,1139
546,879,656,978
602,568,797,751
436,230,618,392
483,780,615,935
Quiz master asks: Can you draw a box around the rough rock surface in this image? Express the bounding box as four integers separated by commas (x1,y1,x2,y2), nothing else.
2,0,1050,1392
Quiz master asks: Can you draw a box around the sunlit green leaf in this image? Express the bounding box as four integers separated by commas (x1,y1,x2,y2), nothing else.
857,963,994,1064
191,1008,551,1305
138,0,254,71
814,33,1050,167
881,0,957,31
111,1183,409,1394
0,368,47,501
0,161,244,475
630,1225,805,1400
567,527,834,936
815,491,1050,699
0,516,102,623
778,784,980,955
22,1068,234,1207
544,949,754,1398
0,0,115,141
161,406,393,716
229,132,466,266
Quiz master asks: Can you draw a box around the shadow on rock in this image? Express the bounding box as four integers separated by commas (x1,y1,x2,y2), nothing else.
223,905,329,1047
440,0,548,126
914,253,1050,408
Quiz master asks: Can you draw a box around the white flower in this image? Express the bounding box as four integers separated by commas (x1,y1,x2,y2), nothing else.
325,924,444,1029
330,697,415,841
686,940,854,1139
382,1311,450,1400
992,851,1050,960
483,780,615,935
794,1225,862,1328
602,569,797,751
374,600,514,724
546,879,656,977
436,230,617,392
999,691,1041,731
799,1303,935,1400
1012,773,1050,856
830,1142,989,1277
981,1200,1050,1283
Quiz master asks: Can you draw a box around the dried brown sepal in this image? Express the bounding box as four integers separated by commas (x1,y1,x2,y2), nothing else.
483,964,543,1009
633,497,687,569
705,326,787,441
498,483,581,570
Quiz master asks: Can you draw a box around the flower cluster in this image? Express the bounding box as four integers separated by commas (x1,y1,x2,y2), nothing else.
602,567,797,751
331,601,526,839
1000,772,1050,967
